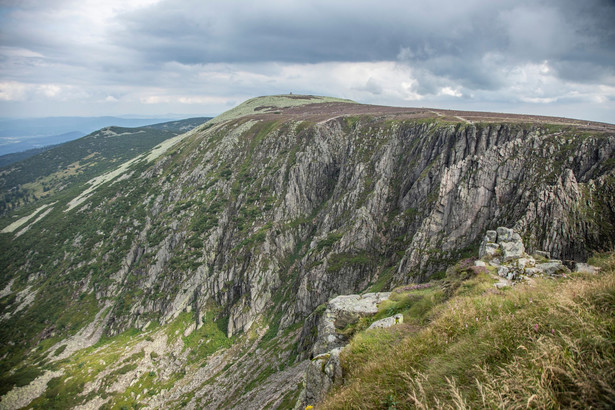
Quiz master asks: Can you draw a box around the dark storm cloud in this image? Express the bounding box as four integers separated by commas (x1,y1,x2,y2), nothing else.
1,0,614,121
112,0,615,88
113,0,409,63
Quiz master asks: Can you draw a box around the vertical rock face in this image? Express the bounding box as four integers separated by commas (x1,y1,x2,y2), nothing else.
2,97,615,374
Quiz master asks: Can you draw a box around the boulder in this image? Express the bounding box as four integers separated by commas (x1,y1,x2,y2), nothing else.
479,242,500,259
524,267,542,276
495,230,526,261
312,292,390,355
533,250,551,260
478,230,498,258
501,241,525,261
516,257,535,270
368,314,403,330
574,262,599,274
497,266,509,278
329,293,391,329
496,227,514,243
535,262,571,276
485,230,497,243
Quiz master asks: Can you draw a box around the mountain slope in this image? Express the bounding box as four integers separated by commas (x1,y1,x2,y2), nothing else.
0,116,189,157
0,95,614,408
0,117,211,215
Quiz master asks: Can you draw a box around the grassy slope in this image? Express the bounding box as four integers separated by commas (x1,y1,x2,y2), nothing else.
0,117,210,215
321,254,615,409
210,94,355,123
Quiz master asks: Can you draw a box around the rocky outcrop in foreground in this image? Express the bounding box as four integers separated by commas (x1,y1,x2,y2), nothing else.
1,96,614,408
297,292,401,407
477,226,575,286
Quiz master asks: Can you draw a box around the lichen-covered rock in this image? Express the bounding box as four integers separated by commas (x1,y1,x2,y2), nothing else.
485,230,497,243
328,293,391,328
496,227,514,243
368,313,403,330
501,240,525,261
479,242,500,259
312,292,390,355
524,267,542,276
304,348,343,406
497,266,509,278
486,228,526,261
536,262,571,276
516,257,536,269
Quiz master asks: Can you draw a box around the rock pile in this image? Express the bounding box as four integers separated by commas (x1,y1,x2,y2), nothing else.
478,227,571,284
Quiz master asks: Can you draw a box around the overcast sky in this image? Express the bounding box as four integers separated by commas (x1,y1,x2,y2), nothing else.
1,0,614,122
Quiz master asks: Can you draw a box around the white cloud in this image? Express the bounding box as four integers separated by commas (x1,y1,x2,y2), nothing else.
438,87,462,98
0,82,30,101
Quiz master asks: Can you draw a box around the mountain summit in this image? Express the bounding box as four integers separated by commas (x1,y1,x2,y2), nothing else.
1,96,614,408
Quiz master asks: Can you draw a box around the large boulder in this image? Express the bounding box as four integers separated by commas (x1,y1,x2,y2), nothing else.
500,236,525,261
479,242,500,259
329,293,390,329
496,227,514,242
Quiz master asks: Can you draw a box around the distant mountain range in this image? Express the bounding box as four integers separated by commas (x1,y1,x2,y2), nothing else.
0,117,211,213
0,116,202,156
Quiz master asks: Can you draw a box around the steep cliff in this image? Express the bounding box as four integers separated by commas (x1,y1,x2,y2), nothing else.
1,95,614,408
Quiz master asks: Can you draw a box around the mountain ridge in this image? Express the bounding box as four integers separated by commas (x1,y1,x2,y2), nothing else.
0,117,211,215
0,95,614,409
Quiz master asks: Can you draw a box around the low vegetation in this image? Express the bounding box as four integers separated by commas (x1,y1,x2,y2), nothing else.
321,253,615,409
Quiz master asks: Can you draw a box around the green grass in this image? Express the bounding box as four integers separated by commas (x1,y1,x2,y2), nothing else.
22,307,233,409
211,95,355,124
0,365,43,397
316,232,343,252
321,252,615,409
326,252,371,273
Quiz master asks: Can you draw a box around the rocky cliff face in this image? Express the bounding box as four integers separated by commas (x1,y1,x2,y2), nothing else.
1,95,614,408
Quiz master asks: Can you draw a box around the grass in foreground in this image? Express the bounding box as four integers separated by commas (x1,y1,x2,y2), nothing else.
321,253,615,409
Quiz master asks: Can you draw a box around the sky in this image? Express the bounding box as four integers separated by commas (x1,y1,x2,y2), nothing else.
1,0,614,123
